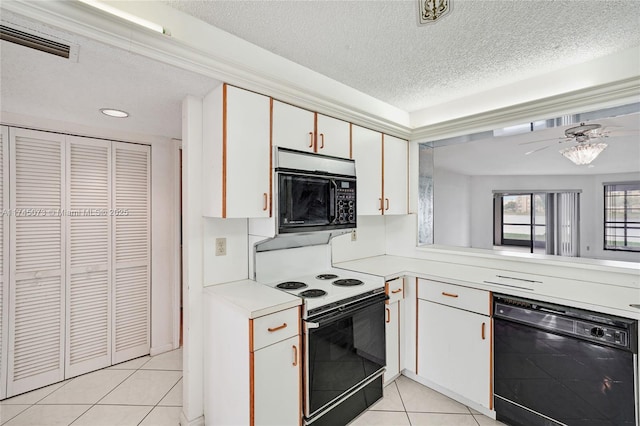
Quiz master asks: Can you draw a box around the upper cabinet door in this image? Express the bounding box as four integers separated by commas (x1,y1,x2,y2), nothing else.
351,125,383,215
203,84,271,218
383,135,408,215
272,100,315,153
316,114,350,158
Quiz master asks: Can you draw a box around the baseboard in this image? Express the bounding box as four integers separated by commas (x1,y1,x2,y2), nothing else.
179,411,205,426
150,343,177,356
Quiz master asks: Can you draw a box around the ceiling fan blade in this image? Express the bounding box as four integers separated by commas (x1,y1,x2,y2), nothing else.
518,136,567,146
524,144,554,155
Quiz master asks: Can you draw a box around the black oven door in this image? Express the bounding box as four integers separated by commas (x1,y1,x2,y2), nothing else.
278,172,334,233
304,293,386,420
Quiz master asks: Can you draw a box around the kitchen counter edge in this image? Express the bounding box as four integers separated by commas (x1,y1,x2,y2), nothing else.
204,280,302,319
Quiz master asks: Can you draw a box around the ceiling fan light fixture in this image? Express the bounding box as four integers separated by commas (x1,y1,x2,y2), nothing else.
560,142,607,165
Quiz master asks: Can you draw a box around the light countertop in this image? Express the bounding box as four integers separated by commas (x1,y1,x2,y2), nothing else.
204,280,301,319
334,254,640,319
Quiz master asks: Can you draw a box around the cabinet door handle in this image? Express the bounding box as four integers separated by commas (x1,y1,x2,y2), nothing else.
319,133,325,149
378,198,383,211
385,308,391,323
391,288,402,294
262,193,268,211
441,292,459,298
481,322,486,340
268,323,287,332
308,131,314,148
385,198,390,210
292,345,298,366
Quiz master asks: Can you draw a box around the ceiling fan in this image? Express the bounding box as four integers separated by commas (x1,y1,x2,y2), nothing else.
520,122,636,165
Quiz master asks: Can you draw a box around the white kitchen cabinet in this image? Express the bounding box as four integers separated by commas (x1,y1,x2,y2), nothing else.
385,301,400,384
203,84,271,218
316,113,350,158
272,100,315,153
254,335,301,425
417,279,492,409
351,125,383,215
205,290,302,426
351,125,408,215
384,278,404,384
272,101,350,158
383,135,408,215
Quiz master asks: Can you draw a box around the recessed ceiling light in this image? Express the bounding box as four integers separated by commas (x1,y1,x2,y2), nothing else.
100,108,129,118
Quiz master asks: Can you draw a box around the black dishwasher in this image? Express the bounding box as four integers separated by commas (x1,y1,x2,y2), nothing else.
493,294,638,426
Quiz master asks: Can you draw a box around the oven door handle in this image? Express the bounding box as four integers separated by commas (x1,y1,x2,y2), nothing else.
305,293,387,328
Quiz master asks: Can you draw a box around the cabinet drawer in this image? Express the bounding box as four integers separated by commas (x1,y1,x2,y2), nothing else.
418,279,490,316
386,278,404,304
252,307,299,351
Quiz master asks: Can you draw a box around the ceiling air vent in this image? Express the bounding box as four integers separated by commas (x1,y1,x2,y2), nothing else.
0,24,71,58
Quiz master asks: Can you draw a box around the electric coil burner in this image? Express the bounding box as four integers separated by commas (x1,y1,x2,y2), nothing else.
316,274,338,280
299,289,327,298
276,281,307,290
332,278,364,287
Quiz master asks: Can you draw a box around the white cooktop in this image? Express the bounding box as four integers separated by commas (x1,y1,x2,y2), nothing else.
261,268,385,313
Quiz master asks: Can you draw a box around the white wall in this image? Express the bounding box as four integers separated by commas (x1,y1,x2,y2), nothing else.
433,168,471,247
331,216,386,263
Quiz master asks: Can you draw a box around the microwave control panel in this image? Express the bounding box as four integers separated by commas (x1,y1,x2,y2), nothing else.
336,181,356,224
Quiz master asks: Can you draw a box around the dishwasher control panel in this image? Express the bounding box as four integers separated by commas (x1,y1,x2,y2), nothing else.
494,294,637,353
575,321,629,349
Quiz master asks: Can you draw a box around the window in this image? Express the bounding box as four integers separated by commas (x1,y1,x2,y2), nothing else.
496,193,546,250
604,182,640,252
494,191,580,256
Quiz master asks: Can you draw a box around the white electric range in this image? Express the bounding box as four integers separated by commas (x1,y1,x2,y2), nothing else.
261,268,386,317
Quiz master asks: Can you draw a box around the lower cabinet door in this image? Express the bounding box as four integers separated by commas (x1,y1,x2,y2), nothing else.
253,335,301,425
417,299,491,408
384,301,400,383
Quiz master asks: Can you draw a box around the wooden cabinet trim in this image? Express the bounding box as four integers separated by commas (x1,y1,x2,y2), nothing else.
222,83,228,218
269,98,273,217
249,318,255,426
381,133,385,215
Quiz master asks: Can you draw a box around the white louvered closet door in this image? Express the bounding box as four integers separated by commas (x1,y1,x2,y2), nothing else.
112,143,150,364
8,128,65,397
0,126,9,400
65,137,112,378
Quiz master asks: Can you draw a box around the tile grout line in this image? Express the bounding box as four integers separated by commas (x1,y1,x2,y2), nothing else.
393,379,412,425
68,367,139,426
136,375,182,426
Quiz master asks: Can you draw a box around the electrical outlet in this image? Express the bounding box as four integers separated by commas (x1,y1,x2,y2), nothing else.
215,238,227,256
351,229,357,241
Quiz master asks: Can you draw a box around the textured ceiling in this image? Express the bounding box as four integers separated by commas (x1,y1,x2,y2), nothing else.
164,0,640,113
0,11,218,139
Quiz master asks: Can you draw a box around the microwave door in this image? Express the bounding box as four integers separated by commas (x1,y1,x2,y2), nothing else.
279,174,332,231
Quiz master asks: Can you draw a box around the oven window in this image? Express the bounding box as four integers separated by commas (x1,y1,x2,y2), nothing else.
279,174,331,227
307,301,385,415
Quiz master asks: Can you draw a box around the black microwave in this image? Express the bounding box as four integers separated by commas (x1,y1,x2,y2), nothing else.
275,148,356,235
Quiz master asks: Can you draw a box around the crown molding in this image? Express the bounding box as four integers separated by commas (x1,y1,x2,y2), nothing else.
410,76,640,143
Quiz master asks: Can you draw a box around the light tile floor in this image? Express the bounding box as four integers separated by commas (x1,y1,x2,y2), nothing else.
0,349,182,426
350,376,507,426
1,349,506,426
